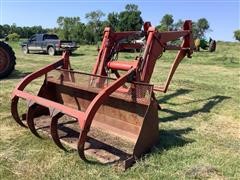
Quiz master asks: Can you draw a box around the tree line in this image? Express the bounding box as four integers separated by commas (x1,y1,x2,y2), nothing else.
54,4,144,44
1,4,238,43
0,24,49,39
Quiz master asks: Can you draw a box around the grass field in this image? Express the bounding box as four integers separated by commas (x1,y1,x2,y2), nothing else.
0,41,239,179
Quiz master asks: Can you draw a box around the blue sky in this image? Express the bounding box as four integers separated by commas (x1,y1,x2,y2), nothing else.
1,0,239,41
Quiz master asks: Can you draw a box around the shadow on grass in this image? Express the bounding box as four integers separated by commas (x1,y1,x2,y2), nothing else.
21,51,85,57
158,89,192,105
70,53,85,57
152,90,230,152
160,95,230,122
156,127,194,151
7,70,32,79
138,128,194,160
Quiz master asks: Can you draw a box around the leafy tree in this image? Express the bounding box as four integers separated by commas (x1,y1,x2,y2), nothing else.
191,22,199,39
173,19,184,30
31,26,45,34
73,23,86,44
85,10,105,28
83,25,96,44
125,4,139,11
196,18,209,38
0,25,4,38
159,14,174,31
9,23,18,34
46,27,58,34
107,12,119,31
57,16,82,41
85,10,105,42
233,30,240,41
22,26,32,38
1,24,10,37
157,15,211,39
118,4,143,31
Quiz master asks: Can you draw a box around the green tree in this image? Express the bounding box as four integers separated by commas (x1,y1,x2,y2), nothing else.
9,23,17,34
196,18,210,38
85,10,105,28
2,24,10,37
118,4,143,31
83,25,96,44
73,23,86,44
22,26,32,38
57,16,82,41
0,25,4,38
173,19,184,30
192,22,199,39
160,14,174,31
233,30,240,41
125,4,139,11
107,12,119,31
85,10,105,42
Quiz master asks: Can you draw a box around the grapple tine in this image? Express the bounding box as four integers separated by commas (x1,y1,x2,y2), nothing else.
77,129,88,161
11,97,27,127
50,113,66,150
26,105,42,138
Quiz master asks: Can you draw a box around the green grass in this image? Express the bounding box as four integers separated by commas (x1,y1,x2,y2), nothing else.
0,41,240,179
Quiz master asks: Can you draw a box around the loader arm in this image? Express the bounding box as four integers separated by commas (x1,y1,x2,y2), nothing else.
142,20,194,93
94,20,194,94
160,20,194,93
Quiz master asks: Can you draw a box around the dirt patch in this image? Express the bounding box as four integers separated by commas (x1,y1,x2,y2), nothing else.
23,115,135,169
0,125,25,142
201,115,240,139
185,164,223,179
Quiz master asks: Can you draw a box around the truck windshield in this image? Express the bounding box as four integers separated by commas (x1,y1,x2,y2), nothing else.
44,35,59,40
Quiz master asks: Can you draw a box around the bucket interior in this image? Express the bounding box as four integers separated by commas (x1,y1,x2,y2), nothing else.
45,69,153,143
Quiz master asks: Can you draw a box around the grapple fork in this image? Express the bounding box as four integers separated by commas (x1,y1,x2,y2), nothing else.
11,20,194,169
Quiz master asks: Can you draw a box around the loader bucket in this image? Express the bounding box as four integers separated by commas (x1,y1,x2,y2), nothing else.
11,20,194,169
11,65,159,169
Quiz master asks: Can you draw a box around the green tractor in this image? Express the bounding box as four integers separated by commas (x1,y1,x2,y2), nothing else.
194,37,216,52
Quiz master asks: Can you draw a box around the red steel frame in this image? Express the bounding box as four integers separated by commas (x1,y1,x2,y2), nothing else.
11,20,194,164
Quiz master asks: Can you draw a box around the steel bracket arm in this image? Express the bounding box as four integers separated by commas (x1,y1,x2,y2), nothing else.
11,60,64,97
154,20,194,93
11,52,71,95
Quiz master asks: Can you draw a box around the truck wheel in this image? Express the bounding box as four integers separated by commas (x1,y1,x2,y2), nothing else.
209,40,216,52
22,45,29,54
0,41,16,79
48,46,55,56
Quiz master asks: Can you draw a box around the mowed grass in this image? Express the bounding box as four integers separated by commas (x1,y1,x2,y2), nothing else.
0,41,239,179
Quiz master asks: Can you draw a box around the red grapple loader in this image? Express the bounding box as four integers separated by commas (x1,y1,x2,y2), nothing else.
11,20,194,169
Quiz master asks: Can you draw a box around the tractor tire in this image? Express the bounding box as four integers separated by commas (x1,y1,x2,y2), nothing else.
209,40,216,52
22,45,29,54
0,41,16,79
48,46,55,56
